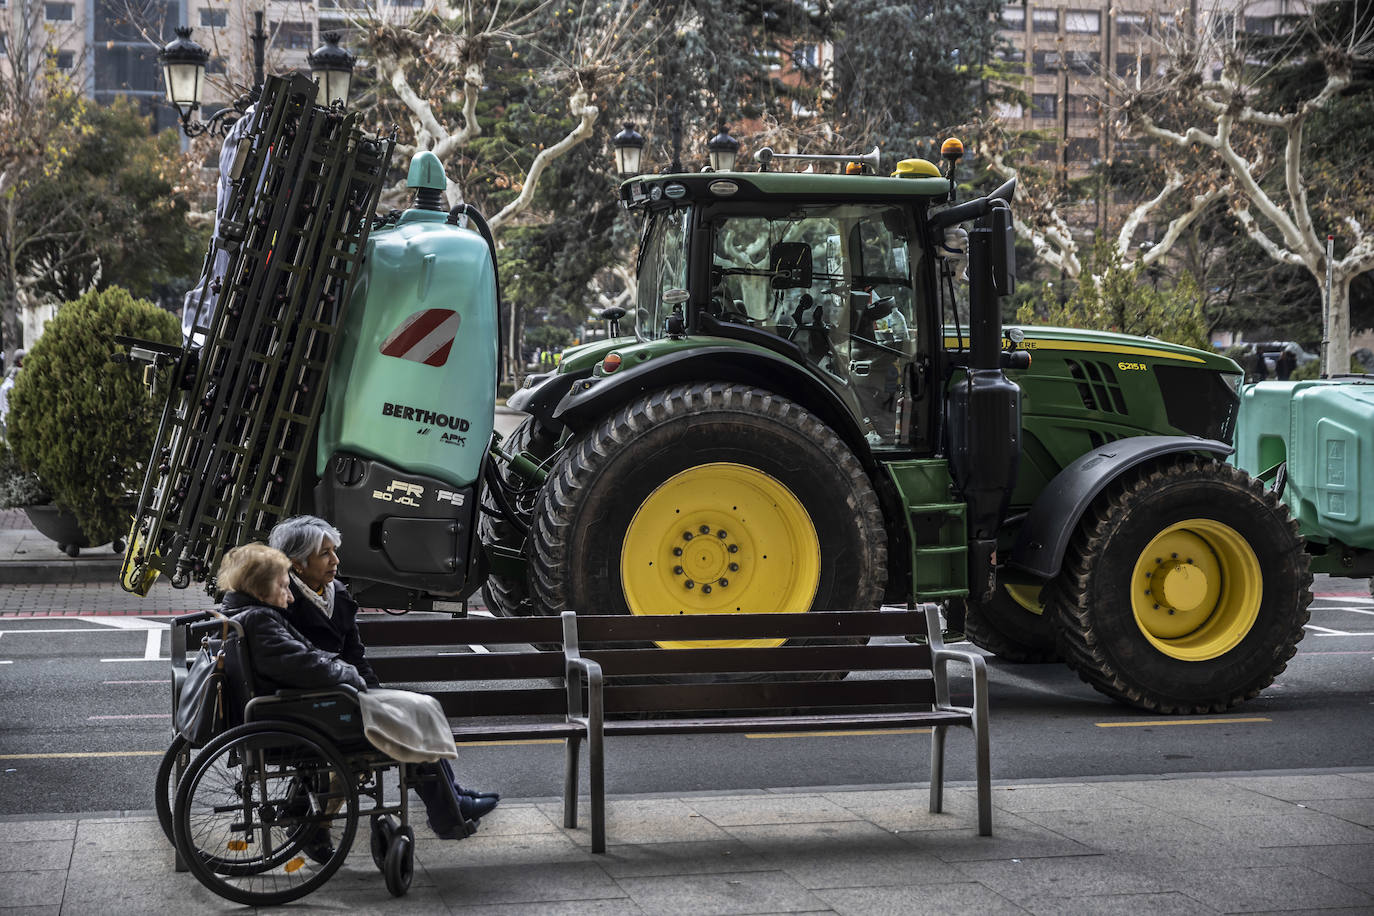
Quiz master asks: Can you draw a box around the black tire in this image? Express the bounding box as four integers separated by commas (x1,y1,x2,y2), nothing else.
172,720,358,906
529,382,886,628
383,826,414,897
479,416,560,617
154,734,191,848
370,814,397,871
959,585,1060,664
1049,459,1312,714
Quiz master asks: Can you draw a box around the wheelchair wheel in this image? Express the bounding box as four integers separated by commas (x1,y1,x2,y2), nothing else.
173,720,358,906
370,814,398,870
154,734,190,848
383,825,414,898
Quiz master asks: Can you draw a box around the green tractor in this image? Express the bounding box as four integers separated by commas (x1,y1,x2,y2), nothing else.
485,148,1313,714
121,81,1312,714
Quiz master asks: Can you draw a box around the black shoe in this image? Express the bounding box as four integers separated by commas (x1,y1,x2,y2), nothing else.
428,815,478,840
455,784,500,800
300,826,334,864
459,793,498,821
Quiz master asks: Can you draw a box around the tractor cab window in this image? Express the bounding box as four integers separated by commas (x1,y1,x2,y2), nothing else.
708,203,919,446
635,206,691,340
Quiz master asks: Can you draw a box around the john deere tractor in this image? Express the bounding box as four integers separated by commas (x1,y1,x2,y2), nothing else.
122,79,1311,714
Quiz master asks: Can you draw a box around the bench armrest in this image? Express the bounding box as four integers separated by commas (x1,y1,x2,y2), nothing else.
931,646,988,726
565,657,604,733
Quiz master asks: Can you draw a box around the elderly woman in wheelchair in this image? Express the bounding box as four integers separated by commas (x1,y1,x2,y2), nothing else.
160,541,495,905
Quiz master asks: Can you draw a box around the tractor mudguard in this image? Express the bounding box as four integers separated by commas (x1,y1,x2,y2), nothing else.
550,344,869,455
1007,435,1234,579
506,369,590,433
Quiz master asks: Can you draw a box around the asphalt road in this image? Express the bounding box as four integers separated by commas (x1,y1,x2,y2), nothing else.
1,579,1370,817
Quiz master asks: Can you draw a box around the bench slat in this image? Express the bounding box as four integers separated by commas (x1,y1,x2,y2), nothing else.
602,709,972,736
575,611,925,642
452,721,583,742
357,616,564,646
584,643,931,677
370,652,564,682
601,677,938,713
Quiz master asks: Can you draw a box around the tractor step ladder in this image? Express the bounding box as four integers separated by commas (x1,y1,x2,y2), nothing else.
885,460,970,599
121,73,395,595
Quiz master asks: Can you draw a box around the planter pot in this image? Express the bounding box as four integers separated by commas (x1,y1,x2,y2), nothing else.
23,504,96,557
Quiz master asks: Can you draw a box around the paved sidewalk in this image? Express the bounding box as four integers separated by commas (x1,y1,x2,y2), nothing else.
2,772,1371,915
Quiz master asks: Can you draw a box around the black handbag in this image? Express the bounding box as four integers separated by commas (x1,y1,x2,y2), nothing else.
175,640,227,745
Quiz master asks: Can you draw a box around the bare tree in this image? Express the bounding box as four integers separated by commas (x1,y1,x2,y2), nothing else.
1120,4,1374,373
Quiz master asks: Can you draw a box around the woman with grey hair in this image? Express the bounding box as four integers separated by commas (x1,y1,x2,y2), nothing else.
268,515,378,688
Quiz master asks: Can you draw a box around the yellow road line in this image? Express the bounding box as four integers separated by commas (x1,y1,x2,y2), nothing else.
746,728,932,739
0,751,164,760
1095,717,1271,728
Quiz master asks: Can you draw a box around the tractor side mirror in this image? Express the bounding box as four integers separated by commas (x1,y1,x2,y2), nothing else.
986,202,1015,297
769,242,813,289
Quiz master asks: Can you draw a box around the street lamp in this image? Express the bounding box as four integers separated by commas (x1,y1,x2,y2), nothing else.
707,122,740,172
308,32,354,108
612,123,645,177
159,26,208,125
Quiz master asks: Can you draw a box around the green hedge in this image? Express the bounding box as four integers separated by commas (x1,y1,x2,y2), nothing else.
9,288,179,543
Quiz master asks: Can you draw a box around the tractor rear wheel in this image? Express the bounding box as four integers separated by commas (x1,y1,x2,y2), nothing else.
960,583,1059,663
528,383,886,639
478,416,559,617
1050,458,1311,713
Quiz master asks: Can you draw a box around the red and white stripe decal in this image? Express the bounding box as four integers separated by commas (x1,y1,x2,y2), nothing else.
379,308,461,367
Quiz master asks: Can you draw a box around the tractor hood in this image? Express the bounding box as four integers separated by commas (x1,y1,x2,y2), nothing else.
947,325,1242,375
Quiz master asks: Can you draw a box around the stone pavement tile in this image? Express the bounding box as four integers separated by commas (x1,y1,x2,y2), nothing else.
1198,810,1374,847
429,861,626,908
540,798,733,848
899,821,1094,862
689,794,861,828
0,839,70,871
0,870,65,909
0,819,76,842
1299,797,1374,827
0,908,60,916
811,881,1025,916
1245,910,1374,916
257,882,452,915
422,831,593,867
949,854,1173,898
442,900,648,916
1019,891,1216,915
1342,772,1374,785
615,869,829,916
1268,843,1374,885
1102,778,1298,817
983,783,1153,815
1222,774,1374,801
457,802,563,837
74,815,166,854
1014,806,1280,867
1171,865,1374,914
594,838,769,878
723,820,965,889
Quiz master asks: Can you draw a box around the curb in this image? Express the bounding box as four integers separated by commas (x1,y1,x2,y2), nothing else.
0,557,122,585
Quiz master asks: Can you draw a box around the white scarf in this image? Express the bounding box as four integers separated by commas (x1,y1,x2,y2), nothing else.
290,570,334,620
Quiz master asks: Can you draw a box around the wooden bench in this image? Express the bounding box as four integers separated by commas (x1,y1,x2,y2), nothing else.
357,605,990,853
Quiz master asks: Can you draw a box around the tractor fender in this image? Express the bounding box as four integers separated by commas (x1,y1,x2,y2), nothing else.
551,345,870,457
506,368,591,433
1007,435,1234,580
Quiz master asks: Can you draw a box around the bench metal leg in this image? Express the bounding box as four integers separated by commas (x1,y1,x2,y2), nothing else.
929,725,947,815
590,727,605,854
563,735,581,829
973,717,992,836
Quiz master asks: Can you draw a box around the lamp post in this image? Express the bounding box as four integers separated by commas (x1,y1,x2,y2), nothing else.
612,123,645,177
158,17,354,138
707,122,740,172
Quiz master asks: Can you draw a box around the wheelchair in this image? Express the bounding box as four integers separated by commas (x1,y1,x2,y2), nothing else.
157,610,447,906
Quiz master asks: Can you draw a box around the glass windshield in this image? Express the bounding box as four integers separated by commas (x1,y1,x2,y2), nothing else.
635,207,690,341
709,203,920,446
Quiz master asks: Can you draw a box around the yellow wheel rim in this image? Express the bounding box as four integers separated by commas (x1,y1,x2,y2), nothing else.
1130,519,1261,661
1003,583,1045,615
621,462,820,649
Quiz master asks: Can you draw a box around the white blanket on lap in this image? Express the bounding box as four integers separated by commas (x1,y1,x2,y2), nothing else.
358,688,459,762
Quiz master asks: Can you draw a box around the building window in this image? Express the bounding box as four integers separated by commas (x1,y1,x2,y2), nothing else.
1000,6,1025,30
45,2,74,20
317,18,356,40
1067,94,1098,121
1036,141,1058,163
1116,53,1151,79
1065,10,1100,33
199,8,226,27
1032,93,1057,118
1066,137,1099,163
0,32,7,55
55,49,75,69
1033,49,1062,75
1244,16,1276,35
996,46,1026,65
206,57,225,74
1117,13,1147,36
274,21,312,50
791,44,818,69
1066,50,1099,74
1032,8,1058,33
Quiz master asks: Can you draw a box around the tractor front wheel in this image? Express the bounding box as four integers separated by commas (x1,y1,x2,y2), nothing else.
959,583,1059,664
528,383,886,640
478,416,559,617
1050,459,1311,713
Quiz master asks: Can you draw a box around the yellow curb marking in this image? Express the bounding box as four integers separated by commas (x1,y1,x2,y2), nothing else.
1094,717,1271,728
0,751,165,760
747,728,933,739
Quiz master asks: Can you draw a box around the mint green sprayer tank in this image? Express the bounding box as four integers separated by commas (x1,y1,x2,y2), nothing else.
314,151,498,598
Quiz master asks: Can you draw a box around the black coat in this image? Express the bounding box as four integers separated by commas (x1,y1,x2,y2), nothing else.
282,578,380,687
221,590,368,694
